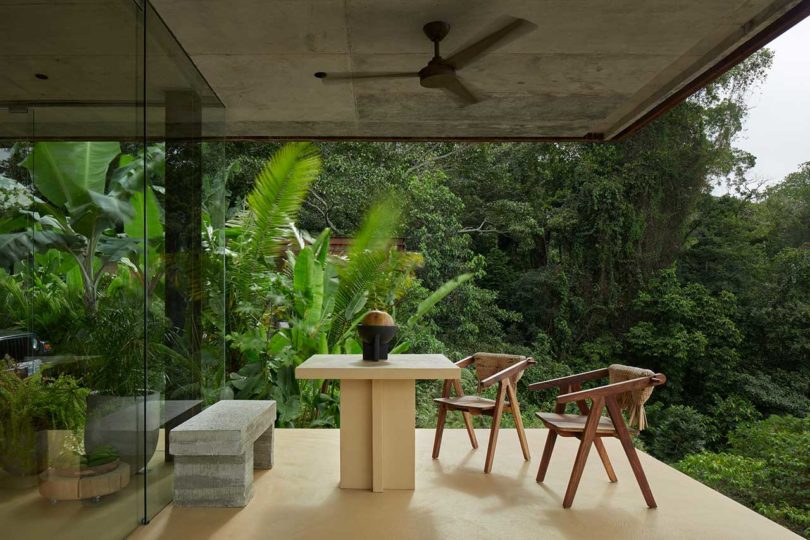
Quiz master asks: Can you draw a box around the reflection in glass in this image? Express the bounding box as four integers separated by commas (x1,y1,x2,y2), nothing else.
0,0,221,537
0,132,220,533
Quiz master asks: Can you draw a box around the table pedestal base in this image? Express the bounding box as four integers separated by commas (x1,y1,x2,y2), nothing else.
339,379,415,492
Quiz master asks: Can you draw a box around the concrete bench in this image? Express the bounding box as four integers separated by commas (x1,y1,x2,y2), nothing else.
170,400,277,507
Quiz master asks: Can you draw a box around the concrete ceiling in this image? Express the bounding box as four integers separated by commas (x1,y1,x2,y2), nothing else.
1,0,808,140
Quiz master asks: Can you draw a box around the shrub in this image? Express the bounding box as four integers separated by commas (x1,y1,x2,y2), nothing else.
677,452,764,503
736,371,810,417
756,504,810,539
677,416,810,537
728,415,810,506
520,358,572,409
643,403,712,462
707,394,761,449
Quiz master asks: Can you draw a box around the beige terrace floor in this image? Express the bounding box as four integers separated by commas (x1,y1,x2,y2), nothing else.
130,428,800,540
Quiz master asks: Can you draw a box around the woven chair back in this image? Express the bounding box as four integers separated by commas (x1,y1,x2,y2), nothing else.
473,352,527,387
608,364,656,430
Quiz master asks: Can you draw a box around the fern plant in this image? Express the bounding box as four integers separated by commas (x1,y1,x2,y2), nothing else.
0,371,89,476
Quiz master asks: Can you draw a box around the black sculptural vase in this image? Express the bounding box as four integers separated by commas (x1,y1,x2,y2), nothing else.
357,324,398,361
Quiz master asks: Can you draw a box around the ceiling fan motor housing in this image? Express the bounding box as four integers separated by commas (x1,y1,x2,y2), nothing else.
419,59,456,88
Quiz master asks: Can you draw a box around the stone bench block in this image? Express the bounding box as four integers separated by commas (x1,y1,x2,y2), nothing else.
253,426,274,470
170,400,276,507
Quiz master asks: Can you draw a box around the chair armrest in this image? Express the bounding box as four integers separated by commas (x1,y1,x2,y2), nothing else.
455,355,475,368
527,368,610,391
556,374,666,404
479,358,536,389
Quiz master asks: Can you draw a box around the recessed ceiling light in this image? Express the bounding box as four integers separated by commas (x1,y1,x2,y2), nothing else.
34,73,49,80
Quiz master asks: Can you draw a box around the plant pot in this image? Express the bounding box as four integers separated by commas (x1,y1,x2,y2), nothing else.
0,470,39,490
40,429,81,469
1,429,82,484
357,324,398,361
52,458,120,478
84,391,161,475
0,428,41,481
0,429,58,489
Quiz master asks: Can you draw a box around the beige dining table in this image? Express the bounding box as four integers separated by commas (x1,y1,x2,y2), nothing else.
295,353,459,492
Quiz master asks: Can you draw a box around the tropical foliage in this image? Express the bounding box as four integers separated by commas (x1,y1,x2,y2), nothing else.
0,371,89,474
1,142,164,312
203,143,471,426
1,140,470,430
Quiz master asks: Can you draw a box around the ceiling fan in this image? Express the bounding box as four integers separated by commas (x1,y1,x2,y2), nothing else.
313,17,536,105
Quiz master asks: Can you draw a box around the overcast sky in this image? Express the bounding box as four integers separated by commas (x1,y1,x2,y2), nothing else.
734,16,810,186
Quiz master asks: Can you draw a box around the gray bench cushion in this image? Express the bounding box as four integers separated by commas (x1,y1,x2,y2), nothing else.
170,400,277,456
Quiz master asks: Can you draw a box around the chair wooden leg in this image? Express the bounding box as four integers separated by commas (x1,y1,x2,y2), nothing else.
538,386,569,483
606,396,657,508
506,383,530,460
594,438,618,482
562,397,603,508
454,379,478,449
536,430,557,482
574,397,616,482
432,404,448,459
461,411,478,449
484,382,508,473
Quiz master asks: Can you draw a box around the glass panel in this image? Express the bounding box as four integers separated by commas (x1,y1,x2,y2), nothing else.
0,0,146,537
142,2,225,521
3,1,239,534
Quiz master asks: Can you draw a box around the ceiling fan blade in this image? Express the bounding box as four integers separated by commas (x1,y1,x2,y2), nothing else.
446,18,536,70
314,71,418,81
436,76,479,105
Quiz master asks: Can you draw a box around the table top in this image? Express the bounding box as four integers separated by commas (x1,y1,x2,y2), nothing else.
296,354,460,380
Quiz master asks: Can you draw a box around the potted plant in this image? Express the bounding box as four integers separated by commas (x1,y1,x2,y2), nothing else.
78,301,171,476
0,371,89,486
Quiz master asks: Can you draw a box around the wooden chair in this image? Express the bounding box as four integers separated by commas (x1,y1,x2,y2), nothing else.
433,353,535,473
529,365,666,508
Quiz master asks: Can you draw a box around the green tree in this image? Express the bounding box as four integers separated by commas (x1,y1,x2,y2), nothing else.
625,266,742,403
760,162,810,253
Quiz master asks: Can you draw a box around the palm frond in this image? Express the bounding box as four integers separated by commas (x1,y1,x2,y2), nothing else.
326,199,403,349
346,198,401,263
406,273,473,327
246,142,322,261
327,250,389,350
228,143,322,300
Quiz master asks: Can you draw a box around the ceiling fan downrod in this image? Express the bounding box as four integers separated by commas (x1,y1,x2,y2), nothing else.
423,20,451,59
